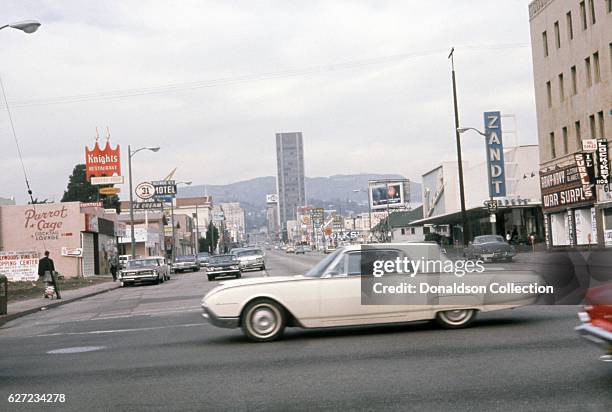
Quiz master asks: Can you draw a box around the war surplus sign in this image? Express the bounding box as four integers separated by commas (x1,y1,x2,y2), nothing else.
540,164,595,213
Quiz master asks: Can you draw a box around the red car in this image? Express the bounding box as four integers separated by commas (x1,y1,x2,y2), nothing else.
575,282,612,361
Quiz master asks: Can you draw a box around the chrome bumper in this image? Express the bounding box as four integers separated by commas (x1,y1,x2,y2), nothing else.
575,323,612,351
201,305,240,329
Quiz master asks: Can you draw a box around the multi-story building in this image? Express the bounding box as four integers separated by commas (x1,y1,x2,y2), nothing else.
529,0,611,247
220,202,245,243
266,195,280,241
276,132,306,240
174,196,213,247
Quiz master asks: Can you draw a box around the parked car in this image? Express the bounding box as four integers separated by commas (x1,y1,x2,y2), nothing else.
303,246,312,252
119,256,170,286
197,252,210,268
575,282,612,361
172,255,200,272
118,254,138,269
233,248,265,271
464,235,516,262
323,245,336,254
201,243,542,341
205,254,241,281
285,245,296,253
295,245,306,254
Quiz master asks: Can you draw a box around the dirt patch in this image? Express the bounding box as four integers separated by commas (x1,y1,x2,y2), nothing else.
7,277,112,303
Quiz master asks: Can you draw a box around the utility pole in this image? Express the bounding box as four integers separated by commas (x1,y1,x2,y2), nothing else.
449,47,470,245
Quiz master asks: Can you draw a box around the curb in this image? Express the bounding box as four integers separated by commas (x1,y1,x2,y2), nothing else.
0,284,120,327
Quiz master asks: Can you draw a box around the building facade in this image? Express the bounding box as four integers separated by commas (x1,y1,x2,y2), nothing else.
529,0,611,247
276,132,306,239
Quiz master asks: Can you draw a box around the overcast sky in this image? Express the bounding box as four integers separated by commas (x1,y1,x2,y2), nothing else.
1,0,536,203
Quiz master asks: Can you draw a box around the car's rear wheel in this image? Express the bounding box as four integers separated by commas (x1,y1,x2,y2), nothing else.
207,275,214,281
435,309,476,329
241,299,286,342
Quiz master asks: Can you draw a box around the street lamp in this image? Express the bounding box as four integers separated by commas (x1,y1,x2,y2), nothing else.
456,126,497,235
128,146,160,259
0,20,41,34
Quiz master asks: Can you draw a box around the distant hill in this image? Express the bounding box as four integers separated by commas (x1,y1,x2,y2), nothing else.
178,174,421,230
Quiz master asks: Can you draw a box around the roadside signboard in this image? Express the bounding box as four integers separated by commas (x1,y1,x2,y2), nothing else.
91,175,124,185
582,139,598,152
85,140,121,180
484,111,506,197
99,187,120,195
151,180,177,200
80,202,103,209
135,182,155,200
596,139,609,185
132,201,163,210
61,247,83,257
370,182,405,210
0,251,39,282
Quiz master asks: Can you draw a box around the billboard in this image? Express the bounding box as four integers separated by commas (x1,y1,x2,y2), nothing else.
0,251,39,282
85,140,121,180
266,194,279,204
370,182,405,210
484,111,506,197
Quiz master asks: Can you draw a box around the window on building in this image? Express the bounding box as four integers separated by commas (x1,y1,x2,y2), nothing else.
588,0,596,24
585,56,592,87
580,1,587,30
554,21,560,48
566,11,574,40
575,121,582,150
546,81,552,107
562,127,569,154
400,228,405,235
550,132,556,159
558,73,565,101
598,111,605,139
590,114,596,138
410,228,415,235
593,51,600,83
608,0,612,13
571,66,577,95
542,31,549,57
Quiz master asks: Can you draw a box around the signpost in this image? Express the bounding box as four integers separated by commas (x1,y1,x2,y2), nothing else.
99,187,120,196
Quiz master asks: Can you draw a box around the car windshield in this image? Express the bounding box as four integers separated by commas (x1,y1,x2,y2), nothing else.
209,255,235,263
176,255,195,261
126,259,158,268
474,236,505,244
303,248,344,277
236,249,263,257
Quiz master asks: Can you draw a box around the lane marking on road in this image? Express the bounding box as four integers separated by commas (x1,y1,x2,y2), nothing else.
48,346,106,354
36,323,202,337
94,307,201,320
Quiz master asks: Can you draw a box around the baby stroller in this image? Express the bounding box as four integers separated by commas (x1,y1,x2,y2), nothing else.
44,284,57,299
42,271,60,299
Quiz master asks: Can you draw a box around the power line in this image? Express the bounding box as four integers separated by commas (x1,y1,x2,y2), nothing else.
0,75,35,204
0,43,529,109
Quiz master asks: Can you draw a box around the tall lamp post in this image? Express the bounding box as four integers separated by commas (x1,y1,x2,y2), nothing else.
457,127,497,235
0,20,41,33
128,146,160,259
449,48,470,246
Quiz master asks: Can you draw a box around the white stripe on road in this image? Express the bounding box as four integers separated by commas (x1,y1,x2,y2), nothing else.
94,307,201,320
37,322,202,337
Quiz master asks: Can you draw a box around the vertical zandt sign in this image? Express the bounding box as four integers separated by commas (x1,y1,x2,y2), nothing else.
484,111,506,197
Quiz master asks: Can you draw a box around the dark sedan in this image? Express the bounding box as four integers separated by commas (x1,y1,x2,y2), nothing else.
205,254,241,281
464,235,516,262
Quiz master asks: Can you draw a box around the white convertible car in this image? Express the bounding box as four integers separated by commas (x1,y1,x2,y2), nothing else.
201,243,543,341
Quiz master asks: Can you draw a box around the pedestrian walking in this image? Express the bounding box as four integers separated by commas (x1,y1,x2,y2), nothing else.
109,255,119,282
38,251,61,299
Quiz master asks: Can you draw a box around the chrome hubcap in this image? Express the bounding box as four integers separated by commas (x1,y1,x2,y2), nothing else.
251,307,277,336
442,310,471,324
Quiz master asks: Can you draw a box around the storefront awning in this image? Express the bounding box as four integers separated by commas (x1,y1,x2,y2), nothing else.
409,203,541,227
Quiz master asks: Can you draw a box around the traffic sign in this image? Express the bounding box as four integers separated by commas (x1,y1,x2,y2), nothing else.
99,187,121,195
486,200,498,213
135,182,155,200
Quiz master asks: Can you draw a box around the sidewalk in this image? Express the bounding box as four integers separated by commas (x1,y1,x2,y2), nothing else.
1,279,120,326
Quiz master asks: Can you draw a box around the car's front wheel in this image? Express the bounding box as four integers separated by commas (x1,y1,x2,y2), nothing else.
241,299,286,342
435,309,476,329
207,274,214,281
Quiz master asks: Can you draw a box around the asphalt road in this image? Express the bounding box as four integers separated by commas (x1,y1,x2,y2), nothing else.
0,251,610,411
